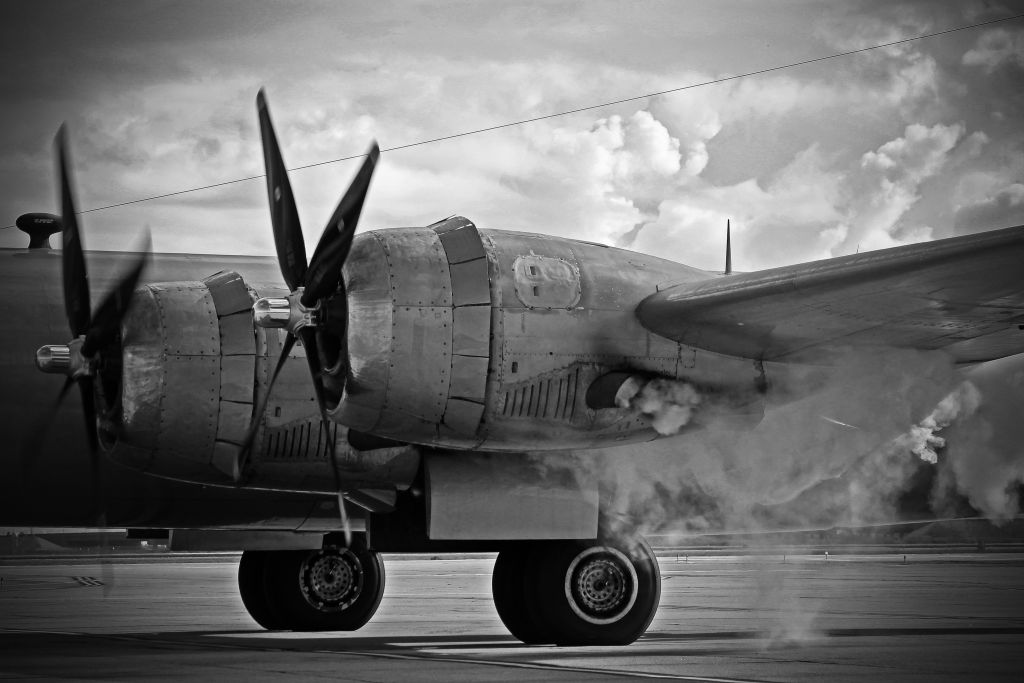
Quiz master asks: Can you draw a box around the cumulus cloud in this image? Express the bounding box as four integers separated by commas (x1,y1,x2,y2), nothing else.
0,0,1016,276
814,6,945,118
954,183,1024,234
840,122,964,251
626,121,968,270
963,27,1024,73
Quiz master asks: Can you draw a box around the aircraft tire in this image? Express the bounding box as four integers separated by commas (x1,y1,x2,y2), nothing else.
531,536,661,646
238,550,289,630
491,545,554,644
264,538,386,631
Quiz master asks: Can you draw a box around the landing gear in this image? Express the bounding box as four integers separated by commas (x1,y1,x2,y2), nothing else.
238,537,385,631
492,537,661,645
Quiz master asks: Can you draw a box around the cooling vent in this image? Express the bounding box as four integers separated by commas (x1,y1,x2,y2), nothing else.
501,367,580,420
265,420,340,460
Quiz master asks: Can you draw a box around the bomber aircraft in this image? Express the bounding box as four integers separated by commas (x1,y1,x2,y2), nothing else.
2,90,1023,646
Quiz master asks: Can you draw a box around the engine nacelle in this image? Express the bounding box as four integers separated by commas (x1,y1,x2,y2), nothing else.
111,270,419,492
327,220,489,445
326,217,766,451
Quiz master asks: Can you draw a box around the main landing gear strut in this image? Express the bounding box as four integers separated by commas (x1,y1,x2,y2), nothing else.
238,536,385,631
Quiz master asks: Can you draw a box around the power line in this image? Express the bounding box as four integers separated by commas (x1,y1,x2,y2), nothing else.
4,11,1023,230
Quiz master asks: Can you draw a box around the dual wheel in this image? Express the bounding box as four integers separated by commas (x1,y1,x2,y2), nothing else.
492,537,661,645
238,537,385,631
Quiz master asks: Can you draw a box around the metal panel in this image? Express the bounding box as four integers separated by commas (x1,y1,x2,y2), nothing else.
169,529,323,552
211,441,239,479
219,311,256,356
435,217,486,264
203,270,253,316
331,235,393,432
513,255,581,309
452,306,490,356
385,305,451,423
150,282,220,356
378,229,452,307
158,355,219,463
220,354,255,403
449,355,488,402
450,259,491,306
216,400,251,445
442,398,485,435
425,453,598,540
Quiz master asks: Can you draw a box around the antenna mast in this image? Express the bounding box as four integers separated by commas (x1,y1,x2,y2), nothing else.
725,219,732,275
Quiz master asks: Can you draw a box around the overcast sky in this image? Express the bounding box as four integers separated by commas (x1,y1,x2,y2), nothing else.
1,0,1023,271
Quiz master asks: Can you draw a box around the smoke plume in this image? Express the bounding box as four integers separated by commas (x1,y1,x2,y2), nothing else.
931,356,1024,522
899,382,982,464
591,348,962,541
617,378,703,435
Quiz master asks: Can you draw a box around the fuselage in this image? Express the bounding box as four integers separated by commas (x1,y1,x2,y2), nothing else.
2,224,752,527
4,220,949,531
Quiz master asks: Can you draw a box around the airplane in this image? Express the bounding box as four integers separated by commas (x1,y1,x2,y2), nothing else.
2,88,1023,646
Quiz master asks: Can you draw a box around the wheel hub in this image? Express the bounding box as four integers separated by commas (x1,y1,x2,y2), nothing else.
299,547,364,612
564,546,639,625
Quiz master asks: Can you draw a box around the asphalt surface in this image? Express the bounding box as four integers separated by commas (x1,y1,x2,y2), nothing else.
1,552,1022,681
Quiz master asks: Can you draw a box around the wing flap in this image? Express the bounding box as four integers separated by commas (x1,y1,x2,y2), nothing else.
637,225,1024,363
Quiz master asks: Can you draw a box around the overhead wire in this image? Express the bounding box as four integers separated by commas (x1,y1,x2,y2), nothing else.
3,10,1023,231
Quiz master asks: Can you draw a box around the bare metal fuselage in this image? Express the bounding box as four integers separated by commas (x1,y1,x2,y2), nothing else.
1,222,755,529
3,221,948,533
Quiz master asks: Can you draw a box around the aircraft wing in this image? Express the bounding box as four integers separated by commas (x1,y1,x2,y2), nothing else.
636,224,1024,363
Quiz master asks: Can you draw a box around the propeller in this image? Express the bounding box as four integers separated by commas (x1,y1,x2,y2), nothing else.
34,126,151,443
239,89,379,544
27,125,151,591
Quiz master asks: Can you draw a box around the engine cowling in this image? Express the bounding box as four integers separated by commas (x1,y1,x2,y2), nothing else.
111,270,419,492
326,219,492,446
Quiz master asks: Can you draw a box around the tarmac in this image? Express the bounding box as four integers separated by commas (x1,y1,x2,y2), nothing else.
1,552,1022,681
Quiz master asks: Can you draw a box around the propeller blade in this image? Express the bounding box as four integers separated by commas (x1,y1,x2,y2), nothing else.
78,375,99,456
321,419,353,547
257,89,307,292
20,377,76,482
89,432,113,597
237,332,297,468
298,328,351,542
57,125,91,338
301,142,379,306
297,327,328,412
82,232,151,358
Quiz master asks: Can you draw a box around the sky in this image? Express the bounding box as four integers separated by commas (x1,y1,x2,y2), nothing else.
1,0,1023,273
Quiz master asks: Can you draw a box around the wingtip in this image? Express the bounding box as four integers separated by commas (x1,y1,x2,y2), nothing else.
256,87,268,109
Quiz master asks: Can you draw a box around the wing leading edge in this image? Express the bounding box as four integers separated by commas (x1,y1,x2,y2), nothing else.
637,224,1024,363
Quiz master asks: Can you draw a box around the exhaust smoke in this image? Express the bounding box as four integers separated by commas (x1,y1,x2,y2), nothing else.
617,378,703,435
900,382,982,464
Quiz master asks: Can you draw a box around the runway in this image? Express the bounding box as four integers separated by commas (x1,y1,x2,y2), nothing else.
1,553,1022,681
